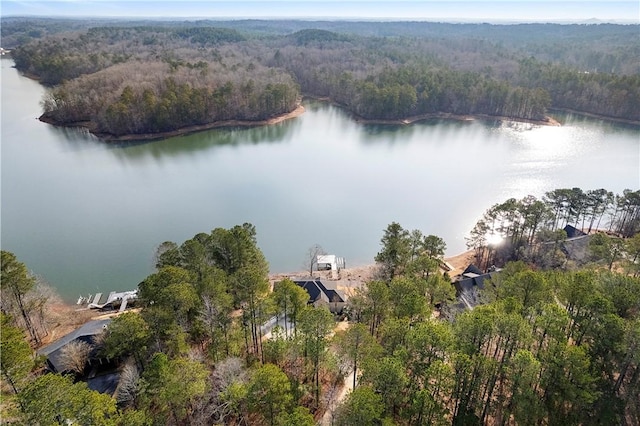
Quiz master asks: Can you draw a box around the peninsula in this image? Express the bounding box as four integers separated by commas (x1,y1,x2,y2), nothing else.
5,19,637,141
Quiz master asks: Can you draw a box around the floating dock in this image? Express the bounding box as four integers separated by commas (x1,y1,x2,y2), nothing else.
76,289,137,312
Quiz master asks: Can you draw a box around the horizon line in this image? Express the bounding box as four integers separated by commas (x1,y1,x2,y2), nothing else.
2,15,638,24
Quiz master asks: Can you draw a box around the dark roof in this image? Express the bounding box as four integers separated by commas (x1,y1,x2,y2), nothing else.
37,319,111,373
455,278,475,294
454,272,496,294
564,225,586,239
315,280,345,303
463,264,483,275
293,280,344,304
87,372,120,395
295,280,322,302
473,272,496,289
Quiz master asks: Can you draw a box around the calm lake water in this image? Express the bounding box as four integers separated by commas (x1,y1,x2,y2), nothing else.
2,58,639,302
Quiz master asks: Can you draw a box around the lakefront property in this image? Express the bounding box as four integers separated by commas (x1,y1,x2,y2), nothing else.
2,9,640,426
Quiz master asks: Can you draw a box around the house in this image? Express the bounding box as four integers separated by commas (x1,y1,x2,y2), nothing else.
452,265,498,310
293,280,346,314
316,255,345,271
454,264,498,292
563,224,586,239
37,318,112,374
37,318,121,394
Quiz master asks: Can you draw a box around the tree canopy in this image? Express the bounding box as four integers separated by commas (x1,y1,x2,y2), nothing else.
3,205,639,425
6,19,638,140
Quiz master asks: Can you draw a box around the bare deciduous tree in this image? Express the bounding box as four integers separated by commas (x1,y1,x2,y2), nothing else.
304,244,326,277
58,340,92,374
190,357,249,425
115,358,139,406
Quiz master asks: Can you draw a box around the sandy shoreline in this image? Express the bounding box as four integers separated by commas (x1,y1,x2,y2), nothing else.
305,95,562,127
355,111,561,127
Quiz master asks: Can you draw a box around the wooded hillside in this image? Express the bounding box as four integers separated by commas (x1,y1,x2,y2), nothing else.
5,19,639,138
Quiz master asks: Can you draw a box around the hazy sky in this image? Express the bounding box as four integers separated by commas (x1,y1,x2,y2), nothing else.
1,1,639,23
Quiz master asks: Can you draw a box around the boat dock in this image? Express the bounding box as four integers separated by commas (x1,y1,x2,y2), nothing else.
76,289,138,312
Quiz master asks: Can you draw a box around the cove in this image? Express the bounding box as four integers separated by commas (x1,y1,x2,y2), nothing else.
2,58,639,302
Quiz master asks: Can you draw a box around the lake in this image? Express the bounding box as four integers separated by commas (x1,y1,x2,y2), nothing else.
2,58,639,302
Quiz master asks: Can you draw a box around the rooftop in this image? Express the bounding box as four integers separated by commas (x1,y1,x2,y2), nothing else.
37,318,111,373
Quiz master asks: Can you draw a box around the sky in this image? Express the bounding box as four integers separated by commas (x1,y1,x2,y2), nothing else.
1,1,639,23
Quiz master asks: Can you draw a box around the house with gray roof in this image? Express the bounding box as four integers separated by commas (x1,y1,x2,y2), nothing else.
292,280,345,313
452,265,498,310
37,318,111,374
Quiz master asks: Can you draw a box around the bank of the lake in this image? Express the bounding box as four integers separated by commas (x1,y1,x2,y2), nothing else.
304,95,563,128
38,94,563,143
39,104,307,142
549,107,640,127
28,70,638,142
2,58,639,302
354,111,561,127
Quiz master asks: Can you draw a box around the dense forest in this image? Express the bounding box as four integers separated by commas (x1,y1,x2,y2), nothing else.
3,18,639,139
2,186,640,425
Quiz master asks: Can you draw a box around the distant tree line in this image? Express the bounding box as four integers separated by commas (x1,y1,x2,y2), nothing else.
7,20,639,138
291,62,551,120
517,58,640,121
5,19,639,74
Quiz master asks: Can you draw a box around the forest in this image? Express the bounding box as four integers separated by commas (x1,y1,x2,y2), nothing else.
3,18,639,139
2,186,640,425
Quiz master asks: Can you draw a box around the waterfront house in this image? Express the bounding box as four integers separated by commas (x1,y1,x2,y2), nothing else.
293,279,346,313
37,318,120,394
37,318,111,374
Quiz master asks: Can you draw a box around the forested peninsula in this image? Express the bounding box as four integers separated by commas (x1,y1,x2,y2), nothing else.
4,18,639,140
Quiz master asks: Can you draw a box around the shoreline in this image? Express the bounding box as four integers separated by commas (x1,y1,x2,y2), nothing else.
14,63,640,135
548,107,640,127
35,96,640,142
39,104,307,142
51,250,477,311
356,111,562,127
39,99,560,143
269,250,477,292
38,249,473,377
303,95,562,127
